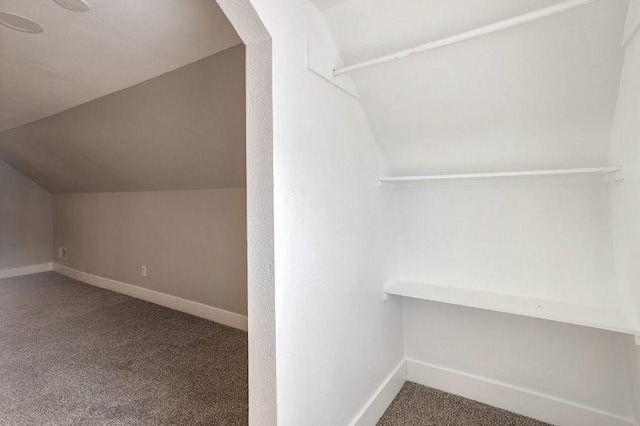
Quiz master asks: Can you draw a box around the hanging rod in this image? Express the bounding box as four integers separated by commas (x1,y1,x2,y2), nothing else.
333,0,602,76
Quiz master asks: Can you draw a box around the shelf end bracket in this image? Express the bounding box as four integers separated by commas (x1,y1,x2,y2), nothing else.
605,169,624,183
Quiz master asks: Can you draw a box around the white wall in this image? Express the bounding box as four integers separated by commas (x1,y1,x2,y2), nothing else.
312,0,637,422
0,159,52,273
236,0,404,424
393,183,620,309
323,0,628,175
218,0,640,423
629,340,640,422
624,0,640,44
367,0,635,418
403,299,636,420
611,0,640,329
208,2,277,423
610,0,640,417
388,180,636,422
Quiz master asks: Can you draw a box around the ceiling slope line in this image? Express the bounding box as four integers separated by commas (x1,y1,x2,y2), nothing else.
624,18,640,47
333,0,603,76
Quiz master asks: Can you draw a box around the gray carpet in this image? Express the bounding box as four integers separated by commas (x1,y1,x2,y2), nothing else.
378,382,551,426
0,272,248,426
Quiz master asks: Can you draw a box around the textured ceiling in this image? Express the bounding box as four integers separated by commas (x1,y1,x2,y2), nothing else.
0,45,246,193
0,0,241,132
322,0,629,174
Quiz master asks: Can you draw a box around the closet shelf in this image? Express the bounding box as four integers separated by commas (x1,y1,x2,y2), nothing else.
378,167,623,187
385,281,639,336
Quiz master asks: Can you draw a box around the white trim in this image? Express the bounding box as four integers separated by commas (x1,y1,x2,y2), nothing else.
0,262,53,279
53,264,248,331
378,167,623,185
406,359,636,426
384,281,639,336
350,359,407,426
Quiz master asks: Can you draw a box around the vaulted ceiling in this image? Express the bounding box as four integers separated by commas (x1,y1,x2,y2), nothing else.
0,0,241,133
1,0,631,193
0,46,245,193
0,0,244,193
309,0,352,11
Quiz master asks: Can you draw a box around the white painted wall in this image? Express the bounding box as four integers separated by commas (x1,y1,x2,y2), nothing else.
214,2,276,423
393,182,621,310
387,179,635,421
307,0,638,422
322,0,628,175
217,0,640,423
629,339,640,422
230,0,404,424
403,299,636,421
611,0,640,330
610,0,640,417
624,0,640,44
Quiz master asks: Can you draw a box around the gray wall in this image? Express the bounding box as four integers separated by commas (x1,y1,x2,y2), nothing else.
0,160,52,270
53,189,247,315
2,44,247,316
0,45,245,193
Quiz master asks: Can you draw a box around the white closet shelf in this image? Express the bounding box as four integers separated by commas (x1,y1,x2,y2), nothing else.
378,167,623,186
385,281,639,336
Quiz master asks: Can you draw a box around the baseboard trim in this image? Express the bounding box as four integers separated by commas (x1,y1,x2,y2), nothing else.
406,359,636,426
0,263,53,280
53,264,248,332
350,359,407,426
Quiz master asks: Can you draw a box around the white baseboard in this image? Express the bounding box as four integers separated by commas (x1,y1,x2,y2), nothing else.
350,359,407,426
0,263,53,280
53,264,248,331
406,359,636,426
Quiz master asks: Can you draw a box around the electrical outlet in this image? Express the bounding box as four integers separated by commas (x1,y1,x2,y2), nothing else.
58,246,67,260
141,266,147,277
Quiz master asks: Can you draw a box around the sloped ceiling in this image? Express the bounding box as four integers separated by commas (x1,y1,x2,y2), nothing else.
318,0,629,175
0,45,245,193
310,0,352,11
0,0,241,133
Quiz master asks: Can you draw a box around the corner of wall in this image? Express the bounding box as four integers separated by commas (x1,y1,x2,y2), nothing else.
0,159,53,273
628,339,640,425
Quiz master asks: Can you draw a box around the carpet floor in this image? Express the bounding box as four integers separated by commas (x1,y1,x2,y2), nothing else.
0,272,248,426
378,382,551,426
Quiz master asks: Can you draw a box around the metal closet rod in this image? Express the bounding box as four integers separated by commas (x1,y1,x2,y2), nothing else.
333,0,603,76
